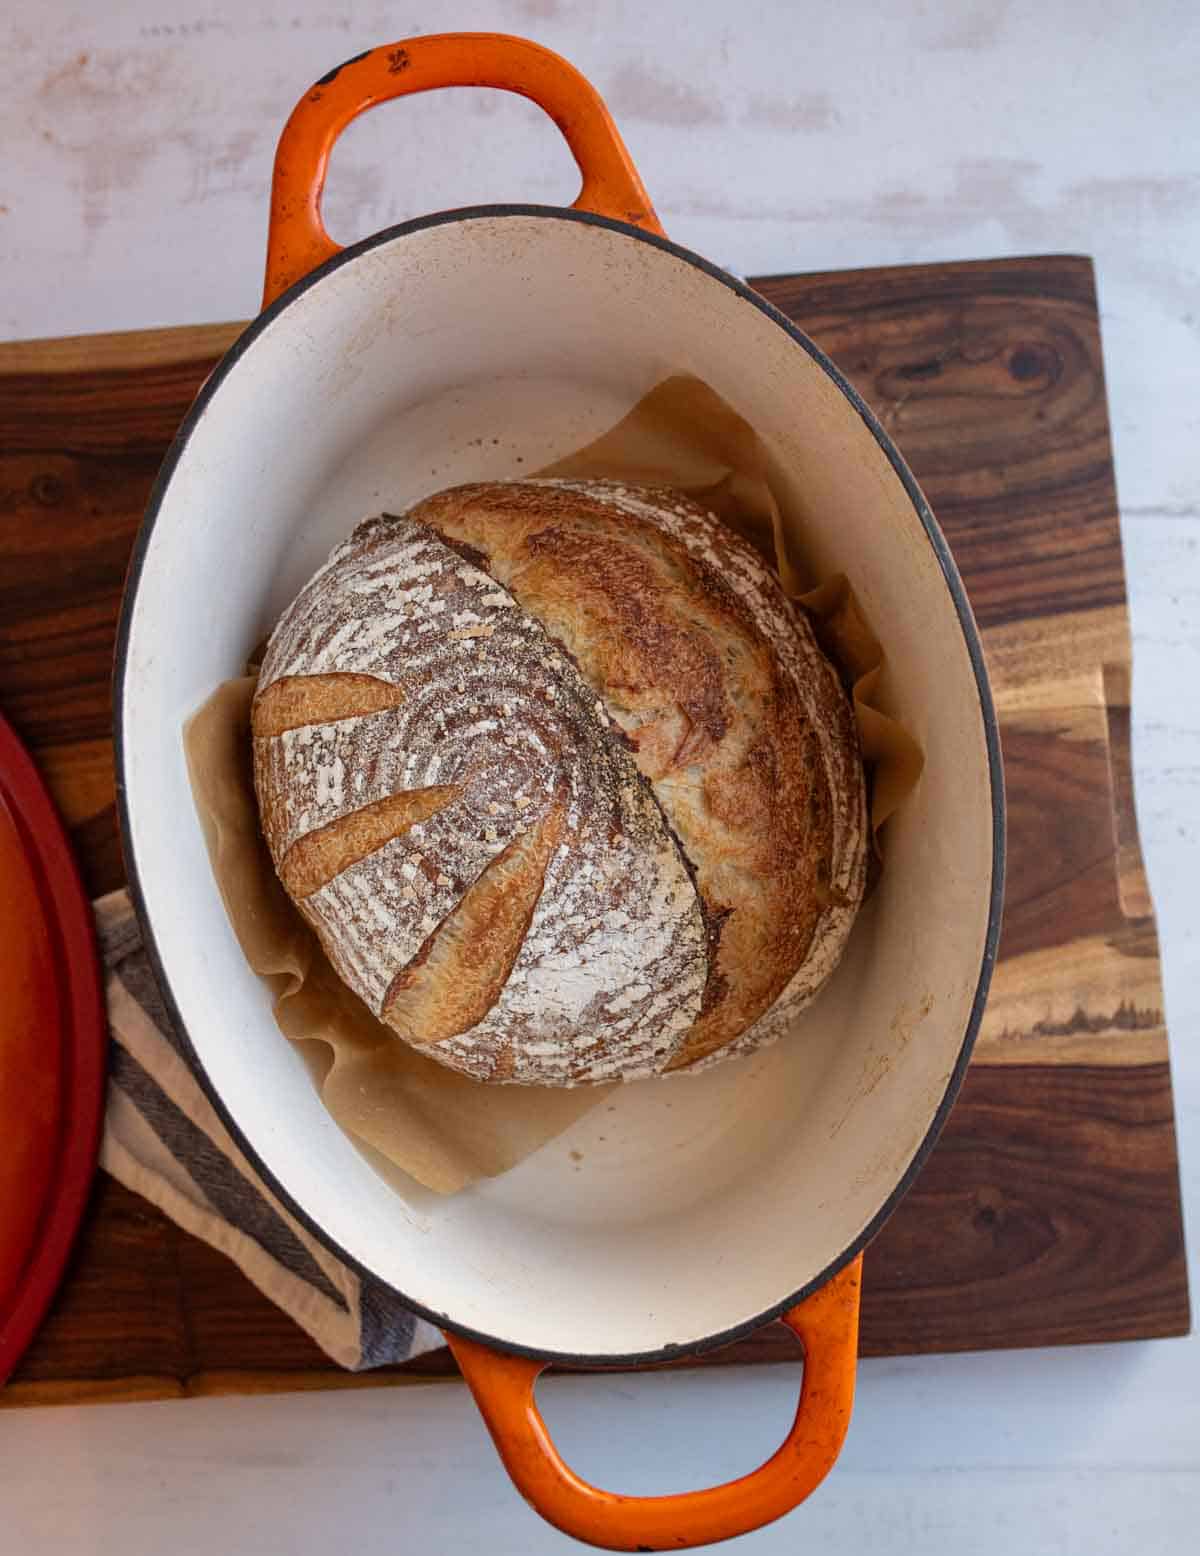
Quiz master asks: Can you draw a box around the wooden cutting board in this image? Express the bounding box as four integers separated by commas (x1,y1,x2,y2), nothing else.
0,255,1188,1408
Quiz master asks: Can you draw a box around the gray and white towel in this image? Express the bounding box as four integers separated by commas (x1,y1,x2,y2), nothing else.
95,889,445,1371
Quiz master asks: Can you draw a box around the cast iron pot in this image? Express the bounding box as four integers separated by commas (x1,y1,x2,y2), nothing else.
115,33,1004,1551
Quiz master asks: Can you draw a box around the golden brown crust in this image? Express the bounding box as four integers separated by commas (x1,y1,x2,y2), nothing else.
252,498,709,1085
251,673,405,737
415,481,865,1072
279,785,458,899
382,804,566,1048
252,479,867,1084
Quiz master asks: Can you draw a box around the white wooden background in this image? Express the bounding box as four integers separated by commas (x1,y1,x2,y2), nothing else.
2,1,1197,1550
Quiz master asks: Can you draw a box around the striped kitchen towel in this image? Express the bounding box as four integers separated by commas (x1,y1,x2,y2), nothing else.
94,889,445,1371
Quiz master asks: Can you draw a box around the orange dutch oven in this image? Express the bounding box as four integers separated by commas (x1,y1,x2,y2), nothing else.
115,32,1003,1550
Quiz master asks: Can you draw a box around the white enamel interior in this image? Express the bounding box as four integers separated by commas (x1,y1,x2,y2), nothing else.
118,213,996,1358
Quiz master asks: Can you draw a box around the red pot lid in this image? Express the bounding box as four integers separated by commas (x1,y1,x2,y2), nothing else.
0,712,106,1387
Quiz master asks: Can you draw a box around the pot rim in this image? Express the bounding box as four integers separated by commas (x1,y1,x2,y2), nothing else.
114,203,1006,1367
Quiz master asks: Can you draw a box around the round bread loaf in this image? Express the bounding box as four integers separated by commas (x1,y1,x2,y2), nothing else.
251,480,867,1085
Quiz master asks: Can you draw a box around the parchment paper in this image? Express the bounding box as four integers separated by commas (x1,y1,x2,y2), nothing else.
185,679,609,1195
184,376,922,1195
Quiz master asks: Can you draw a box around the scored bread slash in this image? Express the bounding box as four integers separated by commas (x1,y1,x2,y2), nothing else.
251,481,866,1085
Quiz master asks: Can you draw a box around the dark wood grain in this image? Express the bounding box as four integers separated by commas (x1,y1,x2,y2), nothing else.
0,257,1188,1407
12,1058,1184,1401
995,720,1125,963
756,258,1127,630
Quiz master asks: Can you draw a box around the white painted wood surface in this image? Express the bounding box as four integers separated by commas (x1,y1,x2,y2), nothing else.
2,0,1197,1549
